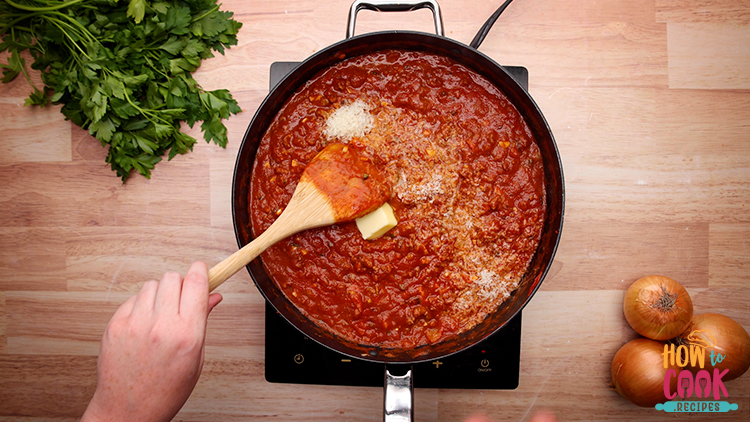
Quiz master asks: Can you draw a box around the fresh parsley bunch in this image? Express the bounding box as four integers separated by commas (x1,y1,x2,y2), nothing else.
1,0,242,181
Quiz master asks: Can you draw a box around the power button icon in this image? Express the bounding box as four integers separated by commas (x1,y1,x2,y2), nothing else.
480,359,490,368
294,354,305,364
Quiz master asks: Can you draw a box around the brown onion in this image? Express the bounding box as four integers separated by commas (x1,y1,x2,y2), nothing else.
611,338,679,407
623,275,693,340
677,313,750,381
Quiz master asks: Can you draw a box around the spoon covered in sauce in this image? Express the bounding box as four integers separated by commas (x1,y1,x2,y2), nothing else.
207,143,391,291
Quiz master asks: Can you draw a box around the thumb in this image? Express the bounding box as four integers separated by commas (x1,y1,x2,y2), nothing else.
207,293,223,315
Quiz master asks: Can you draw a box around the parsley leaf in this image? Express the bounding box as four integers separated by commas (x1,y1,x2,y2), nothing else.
127,0,147,24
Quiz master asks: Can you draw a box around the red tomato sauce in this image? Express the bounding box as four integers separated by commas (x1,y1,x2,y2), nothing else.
250,50,546,349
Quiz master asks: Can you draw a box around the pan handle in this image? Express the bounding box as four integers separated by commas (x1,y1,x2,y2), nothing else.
384,367,414,422
346,0,445,38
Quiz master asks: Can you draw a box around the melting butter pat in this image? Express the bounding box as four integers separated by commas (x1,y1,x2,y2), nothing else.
355,202,397,240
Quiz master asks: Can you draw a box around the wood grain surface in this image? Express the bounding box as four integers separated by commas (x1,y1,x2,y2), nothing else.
1,0,749,421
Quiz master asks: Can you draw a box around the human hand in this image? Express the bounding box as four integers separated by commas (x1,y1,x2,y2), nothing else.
81,261,223,422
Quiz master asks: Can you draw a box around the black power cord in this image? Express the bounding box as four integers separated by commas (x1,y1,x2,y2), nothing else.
469,0,515,49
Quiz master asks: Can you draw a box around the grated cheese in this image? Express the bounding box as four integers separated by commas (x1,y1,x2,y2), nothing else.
396,172,445,204
475,270,507,302
323,100,374,140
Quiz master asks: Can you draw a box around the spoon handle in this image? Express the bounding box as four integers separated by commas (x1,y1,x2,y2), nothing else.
207,180,335,292
207,222,287,292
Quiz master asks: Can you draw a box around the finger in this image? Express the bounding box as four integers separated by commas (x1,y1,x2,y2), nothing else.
207,293,223,315
132,280,159,315
529,410,557,422
463,415,493,422
179,262,210,327
110,294,138,321
154,271,183,314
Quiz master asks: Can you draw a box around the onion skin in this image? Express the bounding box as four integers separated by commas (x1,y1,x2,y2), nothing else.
677,313,750,381
611,338,679,407
623,275,693,340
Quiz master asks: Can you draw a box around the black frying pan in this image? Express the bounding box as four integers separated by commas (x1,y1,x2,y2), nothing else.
231,0,564,419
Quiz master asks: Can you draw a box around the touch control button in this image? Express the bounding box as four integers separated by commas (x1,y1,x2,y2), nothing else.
294,354,304,364
480,359,490,368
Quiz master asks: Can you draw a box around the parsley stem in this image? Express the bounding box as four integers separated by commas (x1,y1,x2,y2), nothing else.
43,16,90,60
18,58,37,88
5,0,87,12
5,24,32,34
122,89,182,127
10,25,46,55
145,54,170,79
191,4,220,22
50,11,98,44
0,13,39,38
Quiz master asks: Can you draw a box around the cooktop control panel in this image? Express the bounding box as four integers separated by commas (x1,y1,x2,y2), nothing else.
265,302,521,389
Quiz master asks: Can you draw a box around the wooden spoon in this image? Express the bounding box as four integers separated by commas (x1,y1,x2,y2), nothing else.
207,143,391,291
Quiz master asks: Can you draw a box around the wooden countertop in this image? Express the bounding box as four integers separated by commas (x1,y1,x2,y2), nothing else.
1,0,749,420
